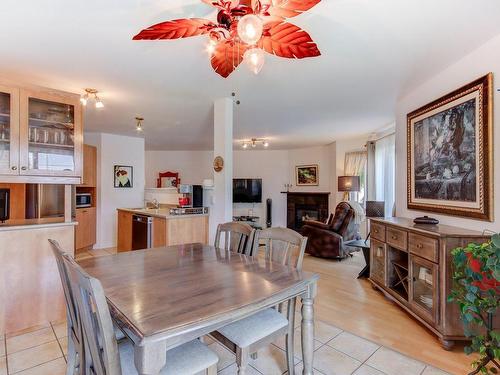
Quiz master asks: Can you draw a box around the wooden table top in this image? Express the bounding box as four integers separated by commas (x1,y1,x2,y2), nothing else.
78,243,318,340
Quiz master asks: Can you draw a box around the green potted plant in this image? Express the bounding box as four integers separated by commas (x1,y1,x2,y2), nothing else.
449,233,500,374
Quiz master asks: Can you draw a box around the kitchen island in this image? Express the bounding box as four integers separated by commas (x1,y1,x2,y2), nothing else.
0,219,76,333
117,207,209,252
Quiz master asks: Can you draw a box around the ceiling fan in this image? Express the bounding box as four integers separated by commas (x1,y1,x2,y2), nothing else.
133,0,321,78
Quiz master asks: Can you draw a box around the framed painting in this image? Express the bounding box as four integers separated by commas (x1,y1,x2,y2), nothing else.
296,164,319,186
407,73,493,221
114,165,133,188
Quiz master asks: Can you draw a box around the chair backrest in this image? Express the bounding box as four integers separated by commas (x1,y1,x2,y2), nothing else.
48,240,82,344
330,202,356,235
252,227,307,271
62,253,121,375
215,222,256,255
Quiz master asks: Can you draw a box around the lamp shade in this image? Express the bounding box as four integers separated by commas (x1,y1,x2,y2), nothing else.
338,176,360,192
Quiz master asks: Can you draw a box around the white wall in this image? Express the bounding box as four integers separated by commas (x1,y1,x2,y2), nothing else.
395,34,500,231
85,132,145,248
145,151,212,187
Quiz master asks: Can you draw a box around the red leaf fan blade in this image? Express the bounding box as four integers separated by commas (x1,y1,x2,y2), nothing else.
211,40,247,78
268,0,320,18
258,21,320,59
133,18,215,40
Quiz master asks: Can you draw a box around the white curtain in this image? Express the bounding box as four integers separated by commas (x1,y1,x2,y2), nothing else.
375,134,395,216
344,151,367,204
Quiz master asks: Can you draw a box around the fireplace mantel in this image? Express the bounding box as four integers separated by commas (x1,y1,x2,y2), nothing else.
281,192,331,195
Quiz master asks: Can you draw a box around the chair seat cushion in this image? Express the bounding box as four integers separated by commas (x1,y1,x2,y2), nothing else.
217,308,289,347
119,339,218,375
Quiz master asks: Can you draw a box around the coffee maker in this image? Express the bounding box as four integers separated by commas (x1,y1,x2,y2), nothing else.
178,185,203,208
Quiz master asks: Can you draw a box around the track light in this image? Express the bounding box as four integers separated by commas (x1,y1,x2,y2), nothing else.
241,138,270,149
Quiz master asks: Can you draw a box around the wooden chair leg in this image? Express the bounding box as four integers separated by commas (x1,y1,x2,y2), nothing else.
236,346,250,375
285,331,295,375
206,363,217,375
65,334,77,375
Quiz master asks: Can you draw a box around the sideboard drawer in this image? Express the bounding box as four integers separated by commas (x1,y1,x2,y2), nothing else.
386,227,408,250
409,233,438,263
371,222,386,242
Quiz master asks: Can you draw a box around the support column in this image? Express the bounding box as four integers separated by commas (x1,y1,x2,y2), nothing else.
210,98,234,244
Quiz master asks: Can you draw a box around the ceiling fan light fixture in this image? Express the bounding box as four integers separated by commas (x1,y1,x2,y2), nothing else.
244,48,265,75
80,94,88,106
95,97,104,109
82,88,104,109
135,116,144,132
237,14,263,45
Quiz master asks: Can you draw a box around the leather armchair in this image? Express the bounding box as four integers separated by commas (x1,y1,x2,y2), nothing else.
301,202,358,259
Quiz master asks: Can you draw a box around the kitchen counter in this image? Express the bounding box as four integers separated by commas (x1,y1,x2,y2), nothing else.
117,207,209,219
0,217,77,232
117,207,209,252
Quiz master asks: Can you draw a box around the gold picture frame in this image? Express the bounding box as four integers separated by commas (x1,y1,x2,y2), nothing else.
407,73,493,221
296,164,319,186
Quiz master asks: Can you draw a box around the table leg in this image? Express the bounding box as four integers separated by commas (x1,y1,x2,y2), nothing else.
301,283,316,375
134,341,167,375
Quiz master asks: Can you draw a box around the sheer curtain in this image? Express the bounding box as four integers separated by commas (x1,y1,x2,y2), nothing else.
374,134,395,216
344,151,367,204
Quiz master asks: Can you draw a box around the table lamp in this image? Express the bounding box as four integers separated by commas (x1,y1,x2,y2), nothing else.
338,176,360,201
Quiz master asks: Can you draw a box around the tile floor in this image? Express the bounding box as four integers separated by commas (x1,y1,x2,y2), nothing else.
0,317,451,375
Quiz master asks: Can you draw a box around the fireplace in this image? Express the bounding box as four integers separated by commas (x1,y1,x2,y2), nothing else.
285,192,329,231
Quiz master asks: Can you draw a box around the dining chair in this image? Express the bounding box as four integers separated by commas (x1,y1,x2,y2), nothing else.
214,222,255,255
212,227,308,375
60,247,219,375
49,240,130,375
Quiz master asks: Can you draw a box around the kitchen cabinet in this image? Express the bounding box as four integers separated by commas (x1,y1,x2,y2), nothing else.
79,144,97,187
75,207,96,251
0,82,83,184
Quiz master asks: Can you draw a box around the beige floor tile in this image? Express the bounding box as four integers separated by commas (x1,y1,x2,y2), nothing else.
7,341,63,374
6,323,50,339
290,361,326,375
313,345,362,375
0,356,7,375
58,336,68,355
0,336,5,357
366,347,425,375
327,331,380,362
352,364,386,375
208,342,236,371
6,327,56,354
314,320,343,344
51,322,68,339
14,357,66,375
217,362,262,374
272,328,322,360
249,344,299,375
421,366,451,375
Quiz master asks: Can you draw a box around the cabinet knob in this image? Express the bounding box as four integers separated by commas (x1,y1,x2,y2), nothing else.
416,244,423,249
21,166,27,170
391,235,397,240
11,166,17,170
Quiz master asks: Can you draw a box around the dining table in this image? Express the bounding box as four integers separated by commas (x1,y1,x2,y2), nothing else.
78,243,319,375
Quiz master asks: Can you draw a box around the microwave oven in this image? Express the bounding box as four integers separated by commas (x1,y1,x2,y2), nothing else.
76,193,92,208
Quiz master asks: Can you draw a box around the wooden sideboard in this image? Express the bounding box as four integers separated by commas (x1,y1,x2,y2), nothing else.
369,217,492,350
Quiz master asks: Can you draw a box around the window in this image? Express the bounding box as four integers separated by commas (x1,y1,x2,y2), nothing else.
344,151,367,204
374,134,396,216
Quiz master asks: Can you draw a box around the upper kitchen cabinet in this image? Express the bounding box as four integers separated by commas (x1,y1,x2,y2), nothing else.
0,83,83,184
0,85,20,175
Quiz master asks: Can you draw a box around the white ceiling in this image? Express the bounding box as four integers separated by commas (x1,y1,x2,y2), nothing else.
1,0,500,150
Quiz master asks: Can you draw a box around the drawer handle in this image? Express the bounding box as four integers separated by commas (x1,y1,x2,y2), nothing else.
11,166,17,170
391,235,397,240
21,166,27,171
374,229,379,233
416,244,423,249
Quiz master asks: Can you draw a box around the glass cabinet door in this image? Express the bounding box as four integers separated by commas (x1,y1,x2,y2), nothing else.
19,91,81,177
409,255,438,324
0,86,19,175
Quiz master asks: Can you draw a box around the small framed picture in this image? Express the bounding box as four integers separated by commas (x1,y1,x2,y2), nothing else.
296,164,319,186
114,165,133,188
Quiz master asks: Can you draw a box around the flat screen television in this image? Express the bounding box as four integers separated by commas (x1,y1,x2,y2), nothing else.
233,179,262,203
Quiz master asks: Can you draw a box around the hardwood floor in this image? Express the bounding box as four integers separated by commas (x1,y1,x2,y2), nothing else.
304,252,473,374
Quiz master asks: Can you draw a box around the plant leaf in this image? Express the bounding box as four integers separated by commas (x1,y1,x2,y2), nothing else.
133,18,215,40
268,0,321,18
210,40,247,78
492,233,500,248
258,21,320,59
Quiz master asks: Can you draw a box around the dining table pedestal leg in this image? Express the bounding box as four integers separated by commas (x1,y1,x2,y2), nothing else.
301,283,317,375
134,341,167,375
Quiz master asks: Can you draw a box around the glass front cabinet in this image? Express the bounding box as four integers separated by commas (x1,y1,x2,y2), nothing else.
409,255,439,325
0,84,82,182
